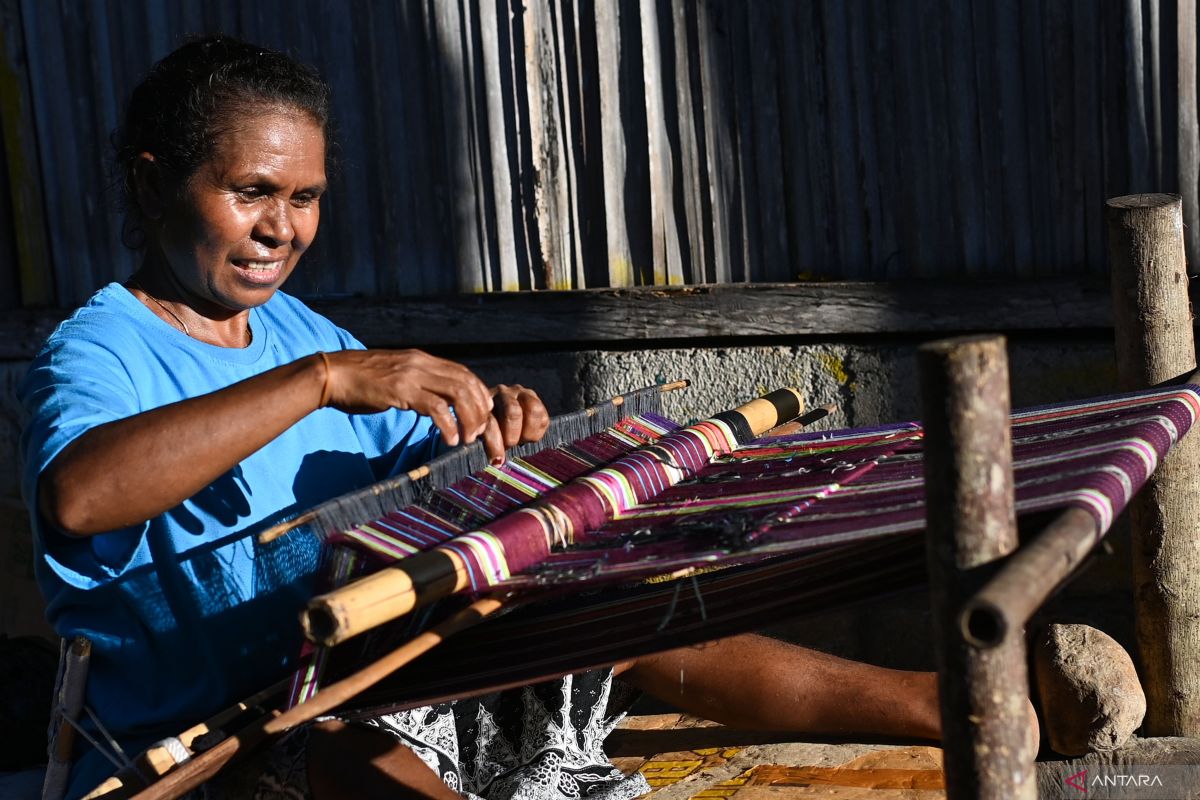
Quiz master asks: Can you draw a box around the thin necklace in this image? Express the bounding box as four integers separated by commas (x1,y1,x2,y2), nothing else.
129,278,190,335
127,279,253,345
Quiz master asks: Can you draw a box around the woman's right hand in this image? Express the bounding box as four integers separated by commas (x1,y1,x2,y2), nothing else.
319,349,494,448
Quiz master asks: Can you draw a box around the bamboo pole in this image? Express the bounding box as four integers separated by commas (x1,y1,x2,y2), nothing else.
919,335,1035,800
88,597,503,800
1106,192,1200,735
80,681,288,800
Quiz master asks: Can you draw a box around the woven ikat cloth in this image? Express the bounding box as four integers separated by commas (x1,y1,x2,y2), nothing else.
506,383,1200,587
327,383,1199,591
290,383,1198,712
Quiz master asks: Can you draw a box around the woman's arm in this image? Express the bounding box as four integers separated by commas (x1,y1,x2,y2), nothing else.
40,349,506,536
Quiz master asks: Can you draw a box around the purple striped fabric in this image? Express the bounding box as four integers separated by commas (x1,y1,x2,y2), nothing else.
504,385,1199,588
290,384,1199,707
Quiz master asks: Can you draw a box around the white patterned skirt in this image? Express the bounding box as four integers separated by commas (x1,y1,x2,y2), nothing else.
361,669,648,800
192,669,648,800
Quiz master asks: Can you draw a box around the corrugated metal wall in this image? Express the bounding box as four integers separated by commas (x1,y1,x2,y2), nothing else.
0,0,1196,308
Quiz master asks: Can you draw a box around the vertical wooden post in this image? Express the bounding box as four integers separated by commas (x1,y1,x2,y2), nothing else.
1107,192,1200,735
919,335,1035,800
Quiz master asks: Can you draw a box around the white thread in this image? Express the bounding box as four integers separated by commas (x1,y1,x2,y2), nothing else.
150,736,192,766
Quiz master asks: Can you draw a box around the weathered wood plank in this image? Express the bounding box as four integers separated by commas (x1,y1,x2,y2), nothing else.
525,0,575,289
695,0,736,284
943,0,985,272
1124,0,1153,191
477,0,521,292
820,0,867,278
993,0,1035,274
0,280,1115,360
0,0,52,306
722,2,756,283
744,1,788,282
793,0,835,277
20,0,95,303
1175,0,1199,272
1148,0,1164,186
615,0,653,285
1046,0,1084,272
774,2,812,279
669,0,708,284
846,0,890,279
314,279,1117,344
360,2,417,295
593,0,633,286
638,0,684,286
499,0,539,290
1072,0,1103,270
890,0,936,275
432,0,490,292
1020,0,1054,272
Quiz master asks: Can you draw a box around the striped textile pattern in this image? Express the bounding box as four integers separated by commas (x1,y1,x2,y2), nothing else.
329,413,682,577
502,384,1200,589
294,384,1200,709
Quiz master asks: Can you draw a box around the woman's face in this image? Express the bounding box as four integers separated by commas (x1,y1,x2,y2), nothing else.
152,108,327,314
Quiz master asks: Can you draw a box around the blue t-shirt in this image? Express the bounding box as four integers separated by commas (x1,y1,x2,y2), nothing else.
19,283,438,791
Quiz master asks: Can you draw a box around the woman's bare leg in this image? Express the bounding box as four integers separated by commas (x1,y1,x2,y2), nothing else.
618,634,942,739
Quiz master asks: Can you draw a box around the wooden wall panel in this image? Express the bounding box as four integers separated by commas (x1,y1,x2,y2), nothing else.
0,0,1197,307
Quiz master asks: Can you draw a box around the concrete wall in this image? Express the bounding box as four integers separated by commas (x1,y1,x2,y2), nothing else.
0,333,1132,666
465,335,1118,426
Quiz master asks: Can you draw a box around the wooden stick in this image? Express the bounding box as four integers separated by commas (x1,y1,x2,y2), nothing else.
1107,192,1200,736
960,506,1097,648
257,381,691,545
43,637,91,800
267,596,503,734
125,597,504,800
81,680,291,799
302,387,805,647
919,335,1035,800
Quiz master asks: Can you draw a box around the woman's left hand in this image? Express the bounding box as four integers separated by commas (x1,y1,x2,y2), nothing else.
482,384,550,464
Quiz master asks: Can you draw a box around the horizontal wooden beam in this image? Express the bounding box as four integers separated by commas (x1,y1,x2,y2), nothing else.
312,279,1115,348
1,279,1112,359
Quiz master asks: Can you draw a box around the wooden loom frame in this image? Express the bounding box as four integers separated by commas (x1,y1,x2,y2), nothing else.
924,193,1200,799
76,195,1198,800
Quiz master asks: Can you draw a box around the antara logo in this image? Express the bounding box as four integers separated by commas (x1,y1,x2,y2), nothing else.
1064,769,1087,792
1064,768,1166,791
1091,774,1165,788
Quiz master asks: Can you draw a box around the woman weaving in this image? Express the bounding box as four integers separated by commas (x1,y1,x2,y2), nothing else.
22,37,958,800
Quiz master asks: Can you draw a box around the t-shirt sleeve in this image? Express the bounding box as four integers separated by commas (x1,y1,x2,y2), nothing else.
19,330,150,583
